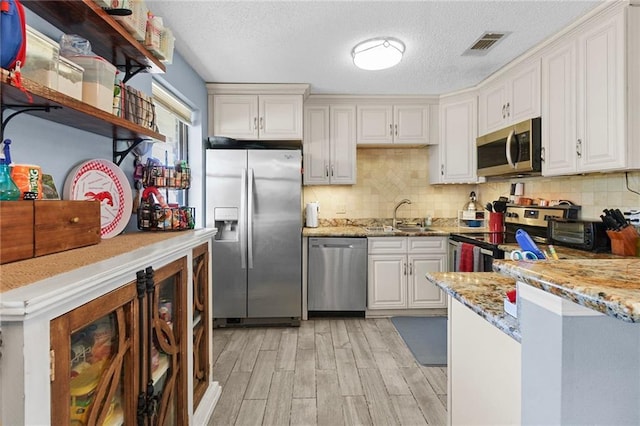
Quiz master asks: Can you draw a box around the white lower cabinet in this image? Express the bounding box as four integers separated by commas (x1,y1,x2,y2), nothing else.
367,237,447,310
448,296,521,425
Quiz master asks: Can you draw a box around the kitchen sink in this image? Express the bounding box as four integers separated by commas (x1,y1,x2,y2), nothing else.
364,226,394,232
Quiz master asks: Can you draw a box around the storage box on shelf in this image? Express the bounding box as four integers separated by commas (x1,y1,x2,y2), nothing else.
23,26,60,91
69,56,117,113
111,0,149,42
57,57,84,101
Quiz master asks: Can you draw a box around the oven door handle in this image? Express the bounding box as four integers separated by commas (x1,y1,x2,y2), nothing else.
505,129,517,169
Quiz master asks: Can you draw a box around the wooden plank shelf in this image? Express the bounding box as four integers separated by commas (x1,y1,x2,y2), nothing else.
1,68,165,142
23,0,166,76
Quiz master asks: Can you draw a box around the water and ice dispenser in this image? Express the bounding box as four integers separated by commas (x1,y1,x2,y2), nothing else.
214,207,239,241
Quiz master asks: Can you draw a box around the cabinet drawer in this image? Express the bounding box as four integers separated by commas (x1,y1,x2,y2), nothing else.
408,236,447,253
0,202,35,264
368,237,407,254
34,200,101,257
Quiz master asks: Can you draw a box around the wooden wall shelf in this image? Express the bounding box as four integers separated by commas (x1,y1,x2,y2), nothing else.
23,0,166,76
1,69,165,142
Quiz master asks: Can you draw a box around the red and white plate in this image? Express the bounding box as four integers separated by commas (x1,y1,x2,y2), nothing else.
63,159,133,239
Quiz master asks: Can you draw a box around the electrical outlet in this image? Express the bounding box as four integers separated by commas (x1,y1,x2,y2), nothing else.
624,209,640,225
336,204,347,214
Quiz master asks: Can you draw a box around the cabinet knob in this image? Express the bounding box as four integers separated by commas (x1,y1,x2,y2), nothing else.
394,124,398,136
409,263,413,275
325,165,329,178
502,104,506,119
440,164,444,176
69,217,79,223
403,263,407,275
541,147,545,162
389,124,393,136
506,102,510,117
253,117,257,130
259,117,264,129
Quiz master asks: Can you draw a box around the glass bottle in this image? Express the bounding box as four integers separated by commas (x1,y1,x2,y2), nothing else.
0,140,20,201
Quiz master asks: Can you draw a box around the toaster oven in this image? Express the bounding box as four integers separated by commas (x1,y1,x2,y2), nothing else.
547,218,611,252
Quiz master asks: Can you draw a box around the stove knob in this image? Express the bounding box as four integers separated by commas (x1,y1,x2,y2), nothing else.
510,212,519,219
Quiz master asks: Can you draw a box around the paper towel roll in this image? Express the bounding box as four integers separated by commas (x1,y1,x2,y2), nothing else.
306,202,319,228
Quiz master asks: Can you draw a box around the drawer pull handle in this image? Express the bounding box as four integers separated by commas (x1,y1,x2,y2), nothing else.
70,217,79,223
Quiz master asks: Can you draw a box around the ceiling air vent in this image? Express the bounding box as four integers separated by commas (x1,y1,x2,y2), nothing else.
463,32,509,56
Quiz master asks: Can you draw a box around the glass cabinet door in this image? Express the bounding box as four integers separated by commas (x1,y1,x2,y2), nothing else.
192,243,210,410
51,283,138,425
145,258,188,426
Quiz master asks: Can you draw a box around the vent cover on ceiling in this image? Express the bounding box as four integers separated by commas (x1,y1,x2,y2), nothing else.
463,32,510,56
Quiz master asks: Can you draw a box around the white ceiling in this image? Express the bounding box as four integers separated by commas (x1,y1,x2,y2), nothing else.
146,0,601,96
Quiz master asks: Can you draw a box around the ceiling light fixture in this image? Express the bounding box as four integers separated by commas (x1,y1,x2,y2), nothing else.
351,37,405,71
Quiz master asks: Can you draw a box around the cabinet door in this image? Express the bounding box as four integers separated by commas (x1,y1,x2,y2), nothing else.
577,11,626,172
509,61,541,124
438,95,478,183
394,105,429,144
259,95,303,140
367,254,407,309
407,254,447,309
357,105,393,144
148,258,189,425
192,243,210,411
478,82,507,135
50,282,138,425
212,95,258,139
329,105,357,184
303,106,331,185
542,41,578,176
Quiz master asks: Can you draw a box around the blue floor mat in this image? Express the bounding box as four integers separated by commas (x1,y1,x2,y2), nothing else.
391,316,447,366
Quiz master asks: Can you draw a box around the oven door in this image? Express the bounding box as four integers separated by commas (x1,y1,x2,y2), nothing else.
448,238,499,272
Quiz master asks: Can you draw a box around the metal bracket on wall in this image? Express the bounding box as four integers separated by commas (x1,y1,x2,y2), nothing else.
1,104,61,141
113,137,152,166
120,60,151,84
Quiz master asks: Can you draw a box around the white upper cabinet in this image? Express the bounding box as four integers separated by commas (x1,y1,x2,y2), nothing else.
357,104,430,145
478,60,541,136
207,84,309,140
303,104,356,185
541,4,639,176
430,91,479,184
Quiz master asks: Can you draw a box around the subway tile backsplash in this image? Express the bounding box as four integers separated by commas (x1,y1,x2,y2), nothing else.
303,148,640,222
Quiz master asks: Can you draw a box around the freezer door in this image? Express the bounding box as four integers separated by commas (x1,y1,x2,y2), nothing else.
247,150,302,318
206,149,248,318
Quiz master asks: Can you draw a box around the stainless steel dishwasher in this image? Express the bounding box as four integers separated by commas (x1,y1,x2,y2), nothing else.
308,237,367,314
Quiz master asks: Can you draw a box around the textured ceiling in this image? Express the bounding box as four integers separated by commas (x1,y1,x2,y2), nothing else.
146,0,601,95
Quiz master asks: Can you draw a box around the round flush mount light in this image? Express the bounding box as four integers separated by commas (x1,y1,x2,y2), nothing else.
351,37,405,71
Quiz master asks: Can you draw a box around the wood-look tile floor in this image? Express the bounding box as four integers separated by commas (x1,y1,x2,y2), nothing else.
208,318,447,426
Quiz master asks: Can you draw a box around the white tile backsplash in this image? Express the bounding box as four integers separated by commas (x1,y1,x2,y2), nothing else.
303,148,640,222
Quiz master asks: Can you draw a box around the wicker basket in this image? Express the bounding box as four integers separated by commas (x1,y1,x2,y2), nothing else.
112,0,148,42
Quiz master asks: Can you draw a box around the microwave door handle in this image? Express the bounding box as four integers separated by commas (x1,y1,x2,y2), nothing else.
505,129,516,169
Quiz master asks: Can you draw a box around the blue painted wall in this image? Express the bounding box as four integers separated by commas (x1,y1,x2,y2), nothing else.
6,9,208,229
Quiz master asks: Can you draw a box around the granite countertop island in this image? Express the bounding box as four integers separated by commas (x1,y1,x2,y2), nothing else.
425,272,520,341
493,258,640,322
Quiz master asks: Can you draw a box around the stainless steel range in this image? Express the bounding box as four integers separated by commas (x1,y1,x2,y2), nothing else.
448,203,581,271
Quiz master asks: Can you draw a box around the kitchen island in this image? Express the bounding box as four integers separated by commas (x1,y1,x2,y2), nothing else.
426,256,640,425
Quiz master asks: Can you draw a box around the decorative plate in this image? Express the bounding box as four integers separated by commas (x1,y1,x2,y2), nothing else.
63,159,133,239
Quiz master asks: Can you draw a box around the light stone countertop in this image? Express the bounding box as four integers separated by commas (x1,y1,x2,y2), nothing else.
493,258,640,323
425,272,520,341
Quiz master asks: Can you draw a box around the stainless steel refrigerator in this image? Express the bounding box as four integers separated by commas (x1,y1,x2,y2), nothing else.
205,149,302,325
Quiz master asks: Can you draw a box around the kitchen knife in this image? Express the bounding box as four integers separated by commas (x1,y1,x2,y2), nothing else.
613,209,628,228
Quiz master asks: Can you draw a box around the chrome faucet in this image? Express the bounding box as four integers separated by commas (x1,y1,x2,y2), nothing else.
392,199,412,229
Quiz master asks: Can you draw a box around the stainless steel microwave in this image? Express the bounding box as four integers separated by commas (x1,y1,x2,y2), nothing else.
476,117,542,178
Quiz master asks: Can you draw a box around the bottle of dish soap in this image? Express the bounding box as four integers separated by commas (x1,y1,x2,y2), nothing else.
0,139,21,201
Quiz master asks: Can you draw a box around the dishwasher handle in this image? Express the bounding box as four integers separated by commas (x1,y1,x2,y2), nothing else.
316,243,358,249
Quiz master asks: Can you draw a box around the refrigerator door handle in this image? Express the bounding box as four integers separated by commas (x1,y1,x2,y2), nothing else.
247,168,255,269
240,168,247,269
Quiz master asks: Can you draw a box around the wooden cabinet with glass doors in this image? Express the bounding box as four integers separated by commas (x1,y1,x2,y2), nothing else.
50,257,188,425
